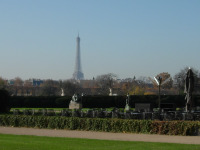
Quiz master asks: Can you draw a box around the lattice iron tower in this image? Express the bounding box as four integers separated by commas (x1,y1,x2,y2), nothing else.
73,34,84,80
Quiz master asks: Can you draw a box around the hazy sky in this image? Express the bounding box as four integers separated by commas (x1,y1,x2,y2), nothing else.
0,0,200,80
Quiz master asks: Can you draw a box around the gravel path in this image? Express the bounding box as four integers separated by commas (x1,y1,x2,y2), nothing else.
0,126,200,144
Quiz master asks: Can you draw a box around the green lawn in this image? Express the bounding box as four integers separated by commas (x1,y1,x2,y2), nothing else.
0,134,199,150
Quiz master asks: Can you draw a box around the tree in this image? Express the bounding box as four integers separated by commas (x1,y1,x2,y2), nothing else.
0,77,6,89
23,80,33,96
13,77,23,96
95,73,117,95
120,77,137,95
40,79,60,96
155,72,173,89
0,89,10,113
174,67,199,94
14,77,23,86
137,76,150,84
129,86,145,95
62,80,81,95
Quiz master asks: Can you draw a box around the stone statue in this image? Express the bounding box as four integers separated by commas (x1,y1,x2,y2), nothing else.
72,94,79,102
69,93,82,109
126,93,130,105
184,68,194,112
125,93,131,111
61,88,65,96
109,88,113,96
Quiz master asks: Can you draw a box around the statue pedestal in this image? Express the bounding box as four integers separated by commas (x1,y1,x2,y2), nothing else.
69,101,82,109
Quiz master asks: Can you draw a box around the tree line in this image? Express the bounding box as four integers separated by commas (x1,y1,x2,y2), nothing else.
0,67,200,96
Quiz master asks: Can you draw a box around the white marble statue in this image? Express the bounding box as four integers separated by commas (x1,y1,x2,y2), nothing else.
109,88,113,96
61,88,65,96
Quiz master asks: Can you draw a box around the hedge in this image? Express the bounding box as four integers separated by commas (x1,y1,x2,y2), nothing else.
0,115,199,136
10,96,71,108
9,95,200,108
0,89,10,113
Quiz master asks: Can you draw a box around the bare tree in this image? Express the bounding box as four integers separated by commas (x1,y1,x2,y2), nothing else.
62,80,81,95
95,73,117,95
155,72,173,89
24,80,33,96
13,77,23,96
40,79,60,96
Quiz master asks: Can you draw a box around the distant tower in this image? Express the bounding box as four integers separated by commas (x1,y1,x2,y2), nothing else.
73,34,84,80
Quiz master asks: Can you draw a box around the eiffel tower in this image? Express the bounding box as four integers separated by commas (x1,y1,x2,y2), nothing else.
72,34,84,80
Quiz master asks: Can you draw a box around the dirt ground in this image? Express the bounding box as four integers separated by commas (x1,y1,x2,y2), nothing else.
0,126,200,144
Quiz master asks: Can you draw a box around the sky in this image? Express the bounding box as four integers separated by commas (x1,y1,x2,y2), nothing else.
0,0,200,80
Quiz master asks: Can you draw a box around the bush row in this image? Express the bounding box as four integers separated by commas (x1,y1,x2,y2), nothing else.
10,96,71,108
9,95,200,108
0,115,199,136
0,89,10,113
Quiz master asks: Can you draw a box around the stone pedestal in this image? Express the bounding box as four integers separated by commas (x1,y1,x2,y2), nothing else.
69,101,82,109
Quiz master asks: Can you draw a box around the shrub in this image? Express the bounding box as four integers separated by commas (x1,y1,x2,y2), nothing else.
0,89,10,113
8,95,200,108
0,115,199,136
10,96,71,108
55,97,70,108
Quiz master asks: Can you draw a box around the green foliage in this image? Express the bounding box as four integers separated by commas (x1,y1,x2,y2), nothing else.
150,121,200,135
0,89,10,113
10,96,71,108
9,95,200,109
0,115,199,136
55,97,70,107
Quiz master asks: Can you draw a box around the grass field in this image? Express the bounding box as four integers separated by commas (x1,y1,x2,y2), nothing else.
0,134,199,150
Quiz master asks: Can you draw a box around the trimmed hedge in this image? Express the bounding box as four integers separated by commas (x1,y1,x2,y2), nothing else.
10,96,71,108
9,95,200,108
0,115,199,136
0,89,10,113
